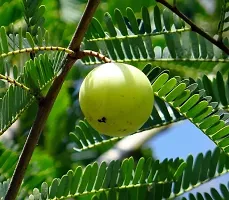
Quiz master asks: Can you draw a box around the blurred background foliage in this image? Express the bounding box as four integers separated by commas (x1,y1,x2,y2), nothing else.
0,0,223,198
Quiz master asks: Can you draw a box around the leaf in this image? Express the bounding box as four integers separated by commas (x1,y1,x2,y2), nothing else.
26,32,36,48
83,6,228,76
0,27,9,53
142,7,151,33
28,156,186,199
0,180,10,199
154,6,162,31
0,51,65,135
23,0,46,36
28,148,229,200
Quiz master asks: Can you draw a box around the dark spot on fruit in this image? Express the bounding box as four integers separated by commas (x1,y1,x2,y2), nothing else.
118,128,127,132
98,117,106,123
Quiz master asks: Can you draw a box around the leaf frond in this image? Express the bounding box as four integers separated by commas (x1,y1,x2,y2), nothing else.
0,85,34,135
22,0,46,36
0,51,66,135
149,66,229,155
70,120,121,152
196,71,229,110
218,0,229,41
82,6,228,76
0,27,50,77
28,156,185,199
182,182,229,200
28,148,229,199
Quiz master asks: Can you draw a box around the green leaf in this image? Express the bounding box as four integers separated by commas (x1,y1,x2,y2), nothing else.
163,8,172,31
158,77,177,96
77,164,91,193
56,175,69,198
29,156,186,199
70,166,83,195
173,162,187,181
41,182,48,200
142,7,151,33
126,7,139,34
26,32,36,48
49,179,59,199
154,6,162,31
0,27,8,53
132,158,145,184
94,162,107,190
152,73,169,92
189,32,199,58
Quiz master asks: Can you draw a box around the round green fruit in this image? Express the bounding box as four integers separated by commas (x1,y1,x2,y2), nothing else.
79,63,154,137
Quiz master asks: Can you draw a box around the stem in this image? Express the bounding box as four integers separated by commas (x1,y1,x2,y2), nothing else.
0,74,31,92
4,0,100,199
0,47,74,59
156,0,229,55
82,50,112,63
69,0,101,51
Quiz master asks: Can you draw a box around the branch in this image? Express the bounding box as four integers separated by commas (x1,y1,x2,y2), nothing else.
4,0,101,200
156,0,229,55
69,0,101,51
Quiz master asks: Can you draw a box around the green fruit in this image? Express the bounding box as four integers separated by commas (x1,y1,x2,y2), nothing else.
79,63,154,137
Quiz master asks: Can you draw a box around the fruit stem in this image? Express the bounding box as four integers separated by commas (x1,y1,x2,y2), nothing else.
82,50,112,63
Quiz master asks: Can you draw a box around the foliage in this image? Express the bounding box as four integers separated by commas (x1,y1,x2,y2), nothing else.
0,0,229,200
27,156,185,199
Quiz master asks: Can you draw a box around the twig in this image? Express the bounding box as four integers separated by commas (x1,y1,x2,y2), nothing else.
69,1,101,52
4,48,111,62
0,46,74,59
0,74,43,100
0,73,44,102
156,0,229,55
80,50,112,63
0,74,31,92
0,48,113,101
4,0,101,199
